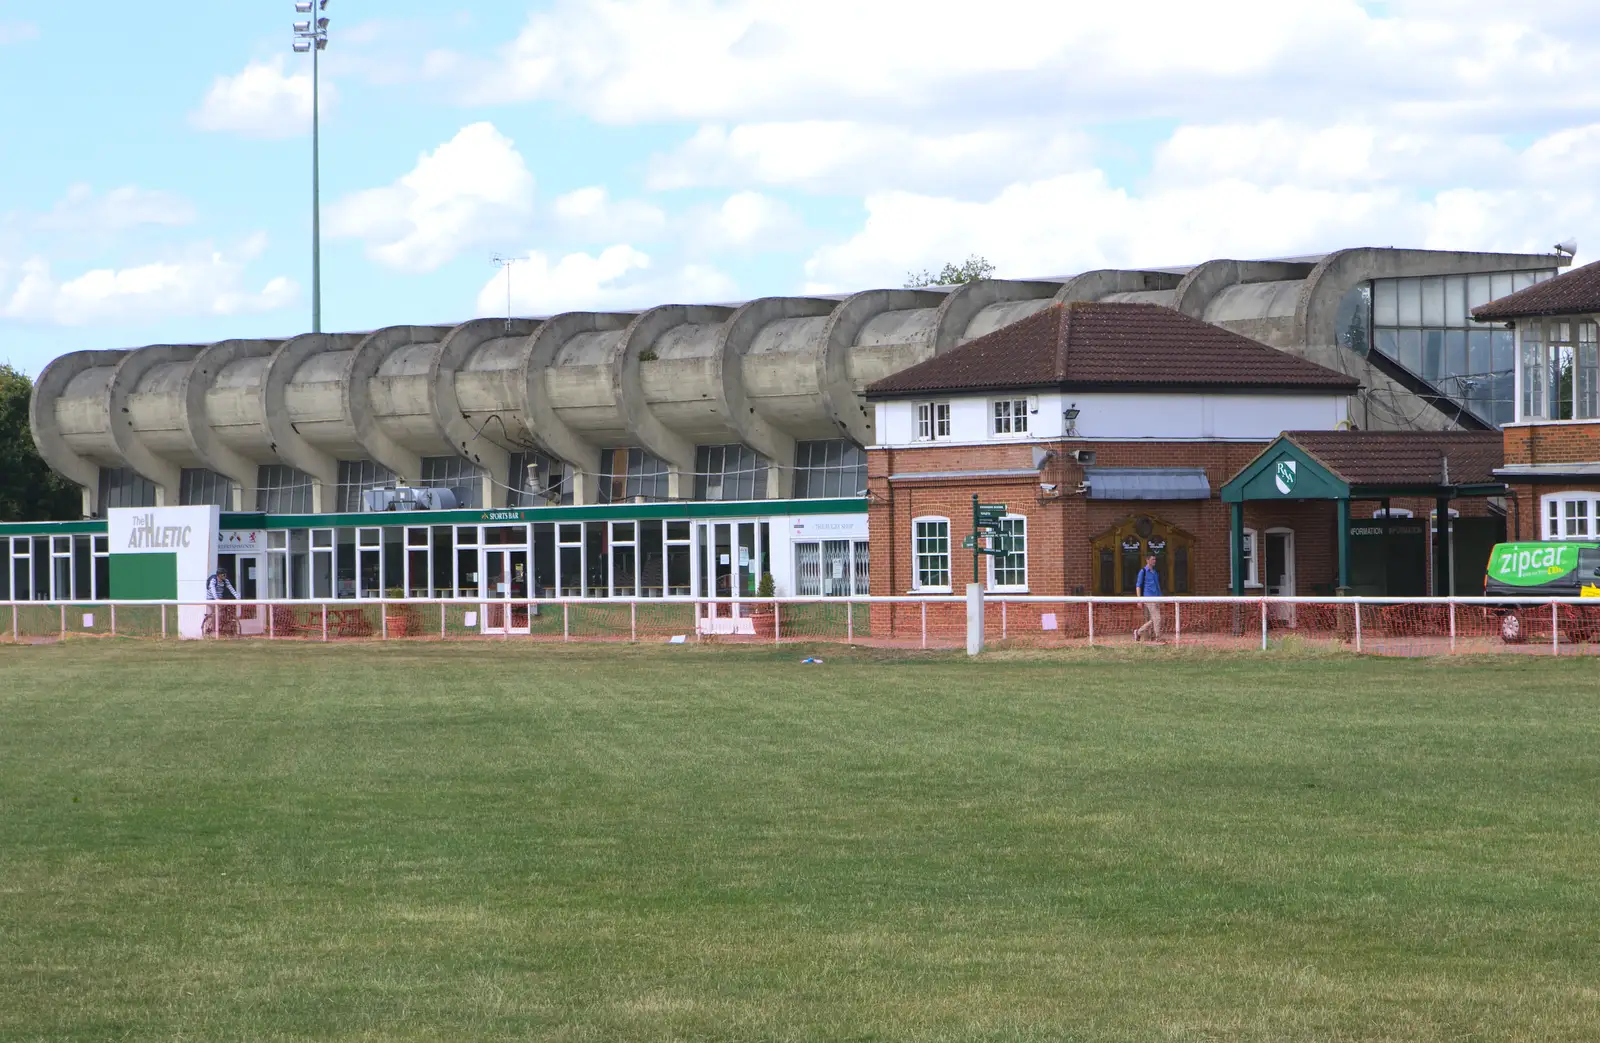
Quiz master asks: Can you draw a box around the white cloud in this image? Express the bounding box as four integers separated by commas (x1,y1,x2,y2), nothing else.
551,186,667,241
450,1,1600,132
0,21,38,45
327,122,535,273
1,235,296,326
689,191,801,253
36,184,196,232
648,121,1088,195
474,245,735,315
190,57,331,139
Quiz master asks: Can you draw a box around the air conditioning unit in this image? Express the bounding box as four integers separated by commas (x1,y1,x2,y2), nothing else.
416,487,460,510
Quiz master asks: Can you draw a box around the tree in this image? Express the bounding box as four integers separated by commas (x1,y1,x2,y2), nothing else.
0,364,82,520
904,255,996,288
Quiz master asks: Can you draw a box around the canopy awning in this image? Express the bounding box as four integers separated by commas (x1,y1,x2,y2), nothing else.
1083,467,1210,500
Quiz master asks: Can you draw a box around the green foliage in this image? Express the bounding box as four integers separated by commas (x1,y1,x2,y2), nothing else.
904,254,996,288
0,364,81,521
756,572,775,599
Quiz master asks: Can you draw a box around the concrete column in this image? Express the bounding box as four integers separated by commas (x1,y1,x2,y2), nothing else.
816,289,944,446
182,338,280,513
521,313,621,507
108,345,201,507
260,333,345,512
30,350,128,517
344,326,450,485
433,317,540,510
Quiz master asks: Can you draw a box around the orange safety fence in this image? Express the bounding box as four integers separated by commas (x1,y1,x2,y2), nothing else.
3,597,1600,656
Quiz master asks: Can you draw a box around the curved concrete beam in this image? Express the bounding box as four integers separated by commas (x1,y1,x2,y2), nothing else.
1172,260,1316,318
522,313,631,505
716,298,836,498
30,350,126,517
344,325,451,484
433,317,539,509
108,345,201,506
931,278,1061,352
612,305,731,497
261,333,350,511
818,289,943,445
1055,269,1182,303
182,338,279,510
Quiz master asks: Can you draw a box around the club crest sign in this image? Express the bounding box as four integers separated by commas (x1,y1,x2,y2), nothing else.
1274,459,1297,495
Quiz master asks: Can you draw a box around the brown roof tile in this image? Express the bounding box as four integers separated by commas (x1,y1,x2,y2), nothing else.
1472,259,1600,320
1284,430,1503,487
864,301,1359,397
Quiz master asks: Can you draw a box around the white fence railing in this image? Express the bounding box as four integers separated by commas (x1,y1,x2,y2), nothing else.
1,595,1596,655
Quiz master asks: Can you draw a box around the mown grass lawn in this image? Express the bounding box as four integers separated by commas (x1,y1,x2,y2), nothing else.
1,641,1598,1042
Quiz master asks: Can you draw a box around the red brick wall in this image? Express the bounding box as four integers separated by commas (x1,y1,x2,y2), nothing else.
869,440,1502,602
1503,421,1600,466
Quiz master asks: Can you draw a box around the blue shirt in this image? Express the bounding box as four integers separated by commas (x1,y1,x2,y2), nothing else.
1135,565,1161,597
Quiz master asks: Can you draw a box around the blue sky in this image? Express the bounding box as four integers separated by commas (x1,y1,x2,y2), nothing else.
3,0,1599,376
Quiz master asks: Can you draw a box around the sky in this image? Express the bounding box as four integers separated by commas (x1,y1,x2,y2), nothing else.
3,0,1600,377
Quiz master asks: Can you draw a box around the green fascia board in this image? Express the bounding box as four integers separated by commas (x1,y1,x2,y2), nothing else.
0,498,865,537
1221,437,1349,503
1347,483,1508,499
0,519,108,536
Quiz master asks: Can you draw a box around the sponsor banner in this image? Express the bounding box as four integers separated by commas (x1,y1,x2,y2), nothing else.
218,529,266,553
107,506,220,638
790,514,869,541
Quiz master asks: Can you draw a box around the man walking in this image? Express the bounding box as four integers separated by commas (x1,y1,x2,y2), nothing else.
1133,553,1162,642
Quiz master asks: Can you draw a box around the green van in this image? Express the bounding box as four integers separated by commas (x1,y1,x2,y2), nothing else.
1484,542,1600,642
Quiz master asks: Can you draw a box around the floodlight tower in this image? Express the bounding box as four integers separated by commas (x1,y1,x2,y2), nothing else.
292,1,329,333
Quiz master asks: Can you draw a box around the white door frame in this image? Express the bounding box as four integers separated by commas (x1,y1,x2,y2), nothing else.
480,545,531,635
1264,527,1295,625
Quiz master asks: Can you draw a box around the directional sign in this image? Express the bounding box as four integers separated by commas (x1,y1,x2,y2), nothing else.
976,502,1008,519
961,535,978,549
964,534,1012,555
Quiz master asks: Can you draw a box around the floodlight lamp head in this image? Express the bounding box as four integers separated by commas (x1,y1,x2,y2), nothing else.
294,1,313,11
292,39,312,51
293,20,311,32
317,17,329,29
1064,406,1080,421
316,37,327,49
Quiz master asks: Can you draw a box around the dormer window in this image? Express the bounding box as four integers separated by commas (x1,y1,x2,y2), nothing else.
916,402,951,441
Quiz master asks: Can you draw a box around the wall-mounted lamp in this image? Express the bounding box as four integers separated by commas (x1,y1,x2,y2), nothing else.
1064,404,1080,435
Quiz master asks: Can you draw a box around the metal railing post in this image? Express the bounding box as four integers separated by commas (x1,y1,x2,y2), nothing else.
1354,602,1362,653
321,603,328,642
1087,600,1095,645
161,604,167,640
847,600,854,643
110,603,116,637
440,602,446,640
774,602,781,645
1449,600,1456,654
563,602,570,642
1001,599,1008,641
1174,600,1181,646
631,600,638,643
921,601,927,650
1553,603,1560,656
1260,598,1268,651
12,603,19,642
382,599,388,640
60,604,65,640
268,603,274,641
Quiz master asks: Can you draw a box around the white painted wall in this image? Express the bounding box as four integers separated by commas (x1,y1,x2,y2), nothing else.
875,392,1347,446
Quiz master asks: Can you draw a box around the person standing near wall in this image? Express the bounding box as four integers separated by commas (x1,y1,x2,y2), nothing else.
205,567,239,637
1133,553,1162,642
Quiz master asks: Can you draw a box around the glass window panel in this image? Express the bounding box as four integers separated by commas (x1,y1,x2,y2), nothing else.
1397,278,1422,326
1467,330,1491,375
1373,279,1398,327
180,468,234,508
1421,276,1446,326
1514,270,1537,291
1466,273,1493,312
256,465,314,514
1491,272,1514,301
1443,330,1467,377
1444,276,1467,327
913,519,950,590
1373,328,1398,360
1492,330,1515,374
1397,329,1422,374
1422,330,1445,381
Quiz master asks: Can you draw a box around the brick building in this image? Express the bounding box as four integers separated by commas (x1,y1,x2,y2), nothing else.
862,302,1364,602
1474,259,1600,542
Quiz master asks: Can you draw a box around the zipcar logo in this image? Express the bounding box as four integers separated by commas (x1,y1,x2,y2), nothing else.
126,513,192,549
1274,459,1297,495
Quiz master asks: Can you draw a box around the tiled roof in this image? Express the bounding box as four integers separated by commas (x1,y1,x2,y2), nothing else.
864,301,1360,397
1284,430,1503,487
1472,259,1600,320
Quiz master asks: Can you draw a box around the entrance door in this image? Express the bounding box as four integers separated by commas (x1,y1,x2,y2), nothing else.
698,521,759,634
481,547,531,634
1264,529,1295,625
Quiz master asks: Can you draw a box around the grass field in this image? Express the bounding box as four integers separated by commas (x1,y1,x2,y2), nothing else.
2,642,1599,1042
